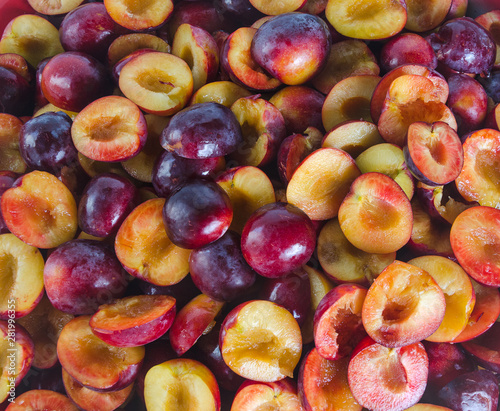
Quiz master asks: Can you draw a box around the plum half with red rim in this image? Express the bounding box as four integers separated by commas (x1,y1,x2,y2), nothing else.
450,205,500,287
403,121,464,186
241,202,316,278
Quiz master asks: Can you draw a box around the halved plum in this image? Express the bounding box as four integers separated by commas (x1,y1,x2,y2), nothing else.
313,283,367,360
0,170,78,249
144,358,220,411
0,113,26,174
119,51,193,116
453,278,500,343
62,369,133,411
220,300,302,382
321,120,383,159
408,256,475,342
325,0,407,40
57,315,145,392
404,121,464,186
322,75,381,132
298,349,361,411
168,293,225,356
114,198,191,286
338,172,413,254
377,74,457,147
286,147,361,221
347,337,428,411
450,205,500,287
404,0,452,32
5,390,78,411
103,0,173,31
317,218,395,284
455,128,500,208
362,260,446,347
90,295,176,347
0,233,44,320
461,322,500,373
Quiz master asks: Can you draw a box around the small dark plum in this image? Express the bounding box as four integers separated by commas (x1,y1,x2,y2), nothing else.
162,179,233,249
160,102,243,159
19,111,78,175
78,173,139,238
41,51,112,112
189,230,257,302
241,202,317,278
152,150,224,198
59,3,120,62
437,370,499,411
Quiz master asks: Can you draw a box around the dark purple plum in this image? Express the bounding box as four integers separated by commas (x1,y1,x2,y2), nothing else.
162,179,233,249
41,51,112,112
427,17,496,75
44,239,129,315
25,365,66,395
257,268,311,327
437,370,499,411
192,322,245,392
189,230,257,302
477,69,500,103
19,112,78,175
160,102,243,159
213,0,264,26
152,150,225,198
241,202,317,278
0,171,18,234
78,173,139,238
422,341,477,401
446,73,488,136
59,3,120,62
0,66,34,116
138,275,199,309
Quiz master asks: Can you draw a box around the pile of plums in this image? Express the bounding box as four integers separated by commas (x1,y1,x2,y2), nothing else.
1,0,500,410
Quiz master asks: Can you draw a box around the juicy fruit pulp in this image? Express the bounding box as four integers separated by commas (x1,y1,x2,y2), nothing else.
1,0,500,410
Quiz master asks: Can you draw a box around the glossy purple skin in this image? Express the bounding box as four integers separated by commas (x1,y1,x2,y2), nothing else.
193,322,245,392
257,268,311,327
422,341,477,400
162,179,233,249
41,51,112,112
427,17,496,75
477,69,500,103
437,370,499,411
250,13,331,83
0,172,18,234
241,202,317,278
214,0,264,26
19,112,78,175
0,66,33,116
78,173,139,238
189,230,257,302
447,73,488,135
152,150,224,198
160,102,243,159
26,365,66,394
43,239,129,315
59,3,120,62
379,33,438,73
